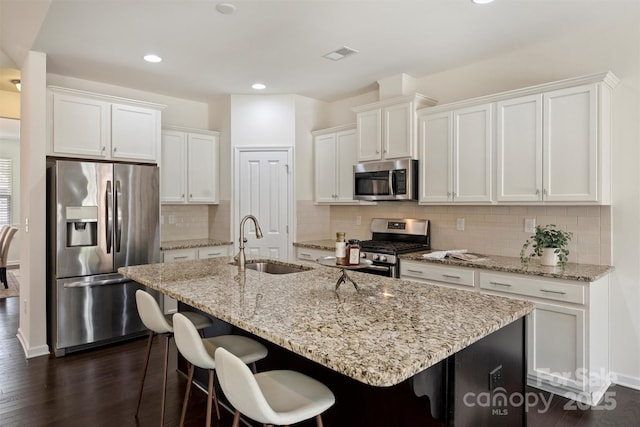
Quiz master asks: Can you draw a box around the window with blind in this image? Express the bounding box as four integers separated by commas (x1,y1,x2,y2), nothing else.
0,158,12,227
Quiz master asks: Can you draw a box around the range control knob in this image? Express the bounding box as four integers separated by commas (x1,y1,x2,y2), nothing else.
379,255,387,262
373,254,380,261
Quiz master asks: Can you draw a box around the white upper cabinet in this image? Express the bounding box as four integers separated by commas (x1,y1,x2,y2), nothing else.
48,86,164,163
496,94,543,202
453,104,493,203
418,111,452,203
313,125,358,204
356,109,382,161
161,127,219,204
418,104,493,203
111,103,161,162
543,84,598,202
421,71,617,205
497,81,613,204
50,91,110,158
353,94,437,162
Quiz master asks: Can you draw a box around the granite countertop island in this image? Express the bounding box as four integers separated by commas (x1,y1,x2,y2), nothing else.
120,256,533,388
294,240,613,282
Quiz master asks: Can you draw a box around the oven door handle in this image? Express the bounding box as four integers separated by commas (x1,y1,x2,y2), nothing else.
364,265,392,272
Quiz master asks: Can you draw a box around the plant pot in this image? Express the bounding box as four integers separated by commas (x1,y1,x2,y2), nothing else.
540,248,559,266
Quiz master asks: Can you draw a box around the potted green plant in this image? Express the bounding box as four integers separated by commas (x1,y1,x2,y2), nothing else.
520,224,573,268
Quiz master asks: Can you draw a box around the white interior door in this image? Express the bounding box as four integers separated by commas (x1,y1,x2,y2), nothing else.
235,148,291,260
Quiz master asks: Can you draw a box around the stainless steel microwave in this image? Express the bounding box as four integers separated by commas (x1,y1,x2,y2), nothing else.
353,159,418,201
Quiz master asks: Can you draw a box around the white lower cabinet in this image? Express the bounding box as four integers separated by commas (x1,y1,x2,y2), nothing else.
479,271,609,405
295,247,333,263
399,260,474,290
162,245,232,313
400,261,610,406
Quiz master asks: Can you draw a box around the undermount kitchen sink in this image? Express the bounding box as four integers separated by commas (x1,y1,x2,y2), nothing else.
232,260,312,275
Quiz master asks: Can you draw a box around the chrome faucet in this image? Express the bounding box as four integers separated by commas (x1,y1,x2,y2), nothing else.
237,215,264,271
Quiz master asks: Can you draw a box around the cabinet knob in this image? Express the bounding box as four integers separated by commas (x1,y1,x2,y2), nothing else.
375,150,380,154
181,194,185,198
536,189,540,195
190,194,193,198
102,146,106,152
113,147,117,152
543,189,547,196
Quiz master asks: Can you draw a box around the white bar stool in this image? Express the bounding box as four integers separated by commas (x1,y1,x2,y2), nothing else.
172,312,269,427
215,347,335,427
134,289,214,426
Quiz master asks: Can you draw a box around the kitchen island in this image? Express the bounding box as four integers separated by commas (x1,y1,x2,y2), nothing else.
120,257,534,426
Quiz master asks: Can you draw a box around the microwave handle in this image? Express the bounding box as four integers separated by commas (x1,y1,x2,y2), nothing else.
388,170,395,196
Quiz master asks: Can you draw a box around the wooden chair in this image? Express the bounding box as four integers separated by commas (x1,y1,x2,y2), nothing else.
0,226,17,288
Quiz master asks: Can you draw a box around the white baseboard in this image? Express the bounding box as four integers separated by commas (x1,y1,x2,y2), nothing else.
16,328,50,359
611,371,640,391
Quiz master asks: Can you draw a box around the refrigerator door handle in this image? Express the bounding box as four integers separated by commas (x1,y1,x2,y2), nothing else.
115,180,122,253
106,180,113,253
63,276,132,288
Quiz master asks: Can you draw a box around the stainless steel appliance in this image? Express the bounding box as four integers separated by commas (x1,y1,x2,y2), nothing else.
46,159,161,356
357,218,430,278
353,159,418,201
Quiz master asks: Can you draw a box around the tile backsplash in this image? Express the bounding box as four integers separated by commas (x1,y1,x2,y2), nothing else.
324,203,611,265
161,204,212,241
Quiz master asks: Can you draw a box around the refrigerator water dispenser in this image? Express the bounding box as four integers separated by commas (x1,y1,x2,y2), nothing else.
65,206,98,247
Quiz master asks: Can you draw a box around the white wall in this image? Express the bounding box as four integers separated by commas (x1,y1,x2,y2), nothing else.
230,95,296,147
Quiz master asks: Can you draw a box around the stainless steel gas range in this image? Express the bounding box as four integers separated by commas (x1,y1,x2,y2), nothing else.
356,218,430,278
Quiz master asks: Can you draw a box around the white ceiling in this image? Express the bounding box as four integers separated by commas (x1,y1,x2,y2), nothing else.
2,0,639,103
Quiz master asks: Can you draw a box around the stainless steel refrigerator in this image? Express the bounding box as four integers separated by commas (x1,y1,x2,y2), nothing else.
46,159,161,356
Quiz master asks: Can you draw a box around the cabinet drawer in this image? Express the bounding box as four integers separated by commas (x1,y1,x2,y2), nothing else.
163,249,196,262
480,272,585,304
198,246,230,259
296,247,332,263
400,262,475,287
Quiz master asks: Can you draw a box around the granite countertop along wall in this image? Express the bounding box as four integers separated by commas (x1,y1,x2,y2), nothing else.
161,239,234,251
119,256,533,387
294,240,614,282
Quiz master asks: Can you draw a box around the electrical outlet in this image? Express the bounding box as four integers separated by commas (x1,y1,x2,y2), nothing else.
456,218,465,231
489,365,504,390
356,216,362,226
524,218,536,233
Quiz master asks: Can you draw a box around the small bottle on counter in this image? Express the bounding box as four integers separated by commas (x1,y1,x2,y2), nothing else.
335,232,347,265
347,239,361,266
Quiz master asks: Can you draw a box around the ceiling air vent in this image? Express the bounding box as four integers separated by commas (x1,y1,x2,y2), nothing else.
323,46,359,61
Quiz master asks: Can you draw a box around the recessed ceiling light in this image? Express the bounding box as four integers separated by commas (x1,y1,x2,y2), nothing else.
251,83,266,90
216,3,237,15
322,46,359,61
143,54,162,63
471,0,495,4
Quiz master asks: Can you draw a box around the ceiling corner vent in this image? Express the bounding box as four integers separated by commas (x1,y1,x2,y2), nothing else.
323,46,359,61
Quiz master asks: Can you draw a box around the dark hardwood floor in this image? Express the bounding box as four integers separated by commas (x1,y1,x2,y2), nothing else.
1,296,638,426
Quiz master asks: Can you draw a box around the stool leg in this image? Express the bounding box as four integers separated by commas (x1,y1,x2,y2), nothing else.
179,363,195,427
315,415,324,427
135,330,155,417
206,369,221,427
232,410,241,427
160,334,171,426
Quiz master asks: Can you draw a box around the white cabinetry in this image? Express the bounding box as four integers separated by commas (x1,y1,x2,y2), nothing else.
399,260,475,290
399,261,610,406
313,125,358,204
479,271,609,405
48,86,163,163
353,94,437,162
497,83,611,203
161,126,220,204
418,103,493,203
295,247,333,263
